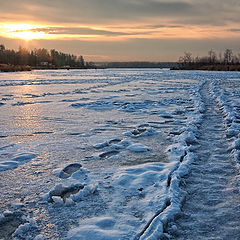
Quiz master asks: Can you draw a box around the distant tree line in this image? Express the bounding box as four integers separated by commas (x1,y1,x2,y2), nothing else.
175,49,240,71
0,44,85,68
178,49,240,66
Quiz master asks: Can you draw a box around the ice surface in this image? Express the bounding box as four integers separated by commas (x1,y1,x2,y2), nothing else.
0,153,37,171
0,69,239,239
210,78,240,168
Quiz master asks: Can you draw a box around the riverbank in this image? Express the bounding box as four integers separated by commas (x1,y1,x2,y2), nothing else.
0,64,31,72
171,64,240,71
0,65,105,72
32,66,104,70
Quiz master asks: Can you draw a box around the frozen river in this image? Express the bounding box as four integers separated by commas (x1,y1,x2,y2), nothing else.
0,69,239,239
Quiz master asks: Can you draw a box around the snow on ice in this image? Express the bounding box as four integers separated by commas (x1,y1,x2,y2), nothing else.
0,69,239,239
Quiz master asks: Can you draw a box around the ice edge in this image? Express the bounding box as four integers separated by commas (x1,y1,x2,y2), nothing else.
135,81,206,240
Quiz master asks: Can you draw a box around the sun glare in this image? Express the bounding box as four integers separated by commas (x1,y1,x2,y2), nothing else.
1,23,47,40
8,30,46,40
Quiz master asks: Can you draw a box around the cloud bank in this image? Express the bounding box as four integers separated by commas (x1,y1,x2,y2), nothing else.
0,0,240,61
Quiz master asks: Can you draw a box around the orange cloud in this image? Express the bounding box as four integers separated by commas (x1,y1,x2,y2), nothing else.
1,22,240,43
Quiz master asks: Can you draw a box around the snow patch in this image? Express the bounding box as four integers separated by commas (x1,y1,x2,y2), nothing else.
127,143,151,152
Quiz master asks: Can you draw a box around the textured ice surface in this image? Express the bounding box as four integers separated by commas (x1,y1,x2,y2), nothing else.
0,69,239,239
0,152,37,171
210,78,240,168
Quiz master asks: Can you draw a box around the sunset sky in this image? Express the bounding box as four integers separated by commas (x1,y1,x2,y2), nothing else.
0,0,240,61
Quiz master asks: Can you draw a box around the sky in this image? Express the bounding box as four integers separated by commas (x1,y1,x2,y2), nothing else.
0,0,240,61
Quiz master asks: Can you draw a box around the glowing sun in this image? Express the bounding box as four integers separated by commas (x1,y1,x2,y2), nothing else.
1,23,47,40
